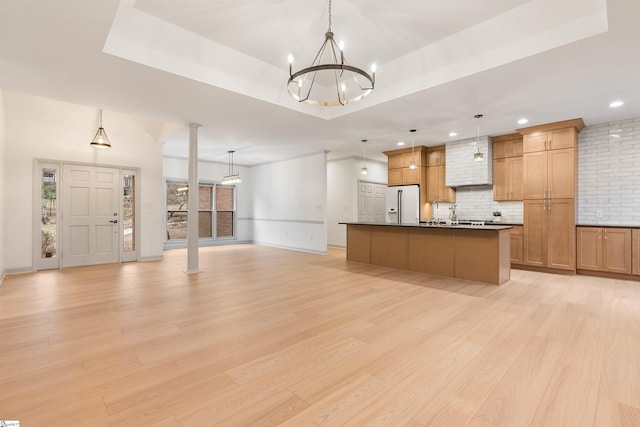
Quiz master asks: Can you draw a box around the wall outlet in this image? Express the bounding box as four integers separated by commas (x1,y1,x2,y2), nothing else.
596,210,603,218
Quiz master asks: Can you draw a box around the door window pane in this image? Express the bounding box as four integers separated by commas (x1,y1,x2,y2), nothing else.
41,168,57,258
123,174,135,252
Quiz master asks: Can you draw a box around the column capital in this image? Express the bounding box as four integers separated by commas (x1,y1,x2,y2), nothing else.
188,122,201,129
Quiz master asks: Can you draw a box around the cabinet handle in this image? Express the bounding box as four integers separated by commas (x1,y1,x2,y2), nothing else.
549,199,551,211
598,231,601,240
604,230,607,240
544,199,546,210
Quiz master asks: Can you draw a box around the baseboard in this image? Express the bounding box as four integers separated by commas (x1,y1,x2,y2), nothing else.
163,239,252,251
253,241,328,255
0,271,5,285
511,264,576,276
139,255,164,262
328,244,346,249
576,269,640,281
5,266,35,275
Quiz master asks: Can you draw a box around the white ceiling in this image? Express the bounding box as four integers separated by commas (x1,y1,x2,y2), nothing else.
1,0,639,165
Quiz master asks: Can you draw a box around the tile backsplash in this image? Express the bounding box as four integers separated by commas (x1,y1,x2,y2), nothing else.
432,185,523,223
577,117,640,226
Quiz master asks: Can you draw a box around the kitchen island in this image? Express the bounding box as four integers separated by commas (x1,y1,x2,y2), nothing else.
342,222,512,285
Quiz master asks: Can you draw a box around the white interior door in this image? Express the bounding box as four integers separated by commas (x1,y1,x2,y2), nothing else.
62,164,119,267
358,181,388,223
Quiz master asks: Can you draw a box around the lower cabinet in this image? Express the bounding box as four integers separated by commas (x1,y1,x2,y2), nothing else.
510,226,523,265
634,229,640,275
524,199,575,270
576,227,632,274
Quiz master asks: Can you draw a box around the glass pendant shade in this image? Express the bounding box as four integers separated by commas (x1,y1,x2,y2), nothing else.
91,127,111,149
474,152,484,162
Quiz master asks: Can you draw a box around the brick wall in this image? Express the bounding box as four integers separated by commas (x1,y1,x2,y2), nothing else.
577,117,640,226
445,135,493,187
432,186,523,223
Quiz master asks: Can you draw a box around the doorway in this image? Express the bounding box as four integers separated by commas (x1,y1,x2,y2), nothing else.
34,161,140,270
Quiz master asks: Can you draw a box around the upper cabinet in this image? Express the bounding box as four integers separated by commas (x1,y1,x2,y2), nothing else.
426,146,455,203
384,147,426,186
492,133,523,201
520,119,584,153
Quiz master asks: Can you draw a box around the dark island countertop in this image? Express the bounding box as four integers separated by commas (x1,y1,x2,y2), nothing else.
339,221,513,231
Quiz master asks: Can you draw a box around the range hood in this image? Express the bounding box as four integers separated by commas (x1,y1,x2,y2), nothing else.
445,136,493,187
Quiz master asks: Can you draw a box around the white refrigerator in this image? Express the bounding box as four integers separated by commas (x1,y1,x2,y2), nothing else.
386,185,420,224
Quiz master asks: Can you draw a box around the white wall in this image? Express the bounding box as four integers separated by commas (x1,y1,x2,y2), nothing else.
578,116,640,226
327,157,387,247
3,91,166,271
163,156,253,242
252,151,327,253
0,91,6,281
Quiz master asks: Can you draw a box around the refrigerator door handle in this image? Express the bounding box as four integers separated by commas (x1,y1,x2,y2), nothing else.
397,190,402,224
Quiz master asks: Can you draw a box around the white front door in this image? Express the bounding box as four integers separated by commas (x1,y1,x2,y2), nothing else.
62,164,120,267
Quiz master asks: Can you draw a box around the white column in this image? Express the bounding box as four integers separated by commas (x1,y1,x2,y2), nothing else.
185,123,201,274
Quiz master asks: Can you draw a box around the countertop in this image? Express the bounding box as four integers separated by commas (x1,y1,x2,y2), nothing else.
340,222,513,231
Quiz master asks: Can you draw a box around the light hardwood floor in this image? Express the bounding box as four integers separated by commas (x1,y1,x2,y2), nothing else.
1,244,639,426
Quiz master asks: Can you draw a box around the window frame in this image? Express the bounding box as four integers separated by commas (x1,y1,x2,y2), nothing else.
164,178,238,245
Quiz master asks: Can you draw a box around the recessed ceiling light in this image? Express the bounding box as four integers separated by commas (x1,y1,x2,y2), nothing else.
397,141,405,146
517,118,529,125
448,132,458,137
609,100,624,108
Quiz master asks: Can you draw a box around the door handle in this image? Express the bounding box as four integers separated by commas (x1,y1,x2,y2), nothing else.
109,219,118,224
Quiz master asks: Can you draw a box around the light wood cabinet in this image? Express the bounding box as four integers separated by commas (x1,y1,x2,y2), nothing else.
524,199,575,270
577,227,632,274
427,147,445,166
494,157,523,201
523,127,576,153
427,164,455,203
385,147,425,186
426,146,455,203
510,225,523,265
523,148,575,199
493,134,523,201
493,133,523,159
633,229,640,275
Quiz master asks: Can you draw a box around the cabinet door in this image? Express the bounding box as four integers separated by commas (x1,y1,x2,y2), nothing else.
493,140,510,159
388,169,403,186
523,151,547,199
510,156,523,200
524,200,547,267
548,148,575,199
511,139,523,157
388,154,404,169
402,166,420,185
549,127,576,150
439,166,456,202
493,158,509,200
633,229,640,275
427,166,439,201
510,234,523,264
427,149,444,166
576,227,602,271
603,228,631,274
547,198,575,270
523,131,548,153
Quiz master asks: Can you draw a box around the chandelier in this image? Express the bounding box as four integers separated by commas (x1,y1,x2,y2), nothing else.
221,150,241,185
287,0,376,106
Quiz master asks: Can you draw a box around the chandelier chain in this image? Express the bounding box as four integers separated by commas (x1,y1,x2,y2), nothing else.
328,0,332,32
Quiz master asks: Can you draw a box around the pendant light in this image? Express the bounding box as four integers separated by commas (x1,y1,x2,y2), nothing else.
222,150,241,185
473,114,484,162
90,108,111,149
361,139,368,175
409,129,417,169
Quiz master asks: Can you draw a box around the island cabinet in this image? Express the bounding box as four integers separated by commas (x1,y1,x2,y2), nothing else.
343,223,511,285
519,118,584,272
577,227,632,274
523,198,575,270
426,145,455,203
